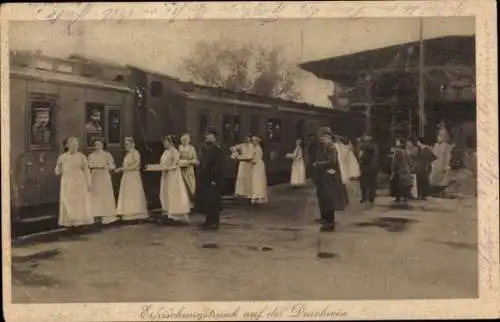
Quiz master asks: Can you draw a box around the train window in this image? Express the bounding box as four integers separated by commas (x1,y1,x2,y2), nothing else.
199,113,209,139
85,103,106,147
85,103,123,147
107,109,122,145
150,81,163,97
267,118,282,142
28,98,56,148
222,114,241,145
250,115,259,136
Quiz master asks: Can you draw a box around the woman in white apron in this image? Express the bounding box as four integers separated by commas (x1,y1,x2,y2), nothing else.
430,129,453,196
231,135,254,200
159,135,191,223
343,139,361,205
250,136,268,204
333,136,351,207
115,137,149,221
287,139,306,187
88,137,118,224
178,133,198,210
55,137,93,229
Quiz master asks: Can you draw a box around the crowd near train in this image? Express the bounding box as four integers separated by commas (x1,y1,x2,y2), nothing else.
9,52,461,235
9,51,366,235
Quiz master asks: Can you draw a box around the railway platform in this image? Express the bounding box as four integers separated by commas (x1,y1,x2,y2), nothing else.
10,179,478,302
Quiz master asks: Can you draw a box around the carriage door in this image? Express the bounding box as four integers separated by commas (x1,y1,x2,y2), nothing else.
222,114,241,147
296,119,305,140
22,94,60,209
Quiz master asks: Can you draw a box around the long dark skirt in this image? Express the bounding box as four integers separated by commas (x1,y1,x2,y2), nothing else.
333,177,348,211
390,174,412,199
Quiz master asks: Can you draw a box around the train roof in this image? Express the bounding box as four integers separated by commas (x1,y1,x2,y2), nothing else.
299,35,475,85
129,64,354,117
10,66,134,93
67,54,131,71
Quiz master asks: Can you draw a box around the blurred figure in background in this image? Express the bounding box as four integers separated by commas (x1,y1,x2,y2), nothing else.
178,133,199,211
250,136,268,204
390,137,412,206
430,127,454,197
357,133,379,206
232,134,254,200
287,138,306,187
406,137,419,199
414,137,437,200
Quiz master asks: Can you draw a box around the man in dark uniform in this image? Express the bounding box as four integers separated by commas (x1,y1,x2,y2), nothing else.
414,137,437,200
306,133,319,183
195,126,225,230
358,133,379,205
312,127,340,232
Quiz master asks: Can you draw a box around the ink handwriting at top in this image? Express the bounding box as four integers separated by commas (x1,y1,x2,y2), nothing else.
101,8,135,22
41,3,94,23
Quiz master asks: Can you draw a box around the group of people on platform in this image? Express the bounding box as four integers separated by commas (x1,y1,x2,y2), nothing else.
388,127,454,206
54,128,225,231
55,122,454,234
230,135,268,204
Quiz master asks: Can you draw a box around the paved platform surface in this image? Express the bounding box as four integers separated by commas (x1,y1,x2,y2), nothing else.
10,182,478,302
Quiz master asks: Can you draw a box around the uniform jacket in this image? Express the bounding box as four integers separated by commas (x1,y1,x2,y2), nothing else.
358,141,379,173
195,142,225,213
414,146,437,174
313,141,346,211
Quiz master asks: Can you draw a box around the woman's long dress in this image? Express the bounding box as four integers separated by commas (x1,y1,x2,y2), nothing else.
334,142,350,206
179,144,197,208
234,143,254,198
250,145,268,204
407,146,419,198
88,150,117,224
290,146,306,186
430,142,453,188
390,148,412,199
344,144,362,203
55,152,93,227
159,148,191,221
116,149,148,220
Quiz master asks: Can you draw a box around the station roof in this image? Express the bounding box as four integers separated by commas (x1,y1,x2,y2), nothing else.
298,35,475,86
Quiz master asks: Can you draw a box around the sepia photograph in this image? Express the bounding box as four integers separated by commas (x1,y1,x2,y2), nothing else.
1,1,498,321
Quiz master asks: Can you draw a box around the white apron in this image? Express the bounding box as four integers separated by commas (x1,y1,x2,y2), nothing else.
334,142,351,184
346,146,361,179
250,145,268,204
88,150,118,224
159,148,190,221
116,149,148,220
290,146,306,186
234,143,254,198
430,142,453,187
55,152,93,227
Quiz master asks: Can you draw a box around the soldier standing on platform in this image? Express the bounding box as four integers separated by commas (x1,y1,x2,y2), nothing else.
312,127,342,232
196,126,225,230
306,133,319,184
358,133,379,206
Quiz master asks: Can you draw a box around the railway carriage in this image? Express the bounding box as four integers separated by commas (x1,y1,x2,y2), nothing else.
128,67,365,208
9,52,134,235
8,53,364,235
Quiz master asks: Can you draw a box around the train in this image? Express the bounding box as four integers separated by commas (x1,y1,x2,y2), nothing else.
8,52,365,236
